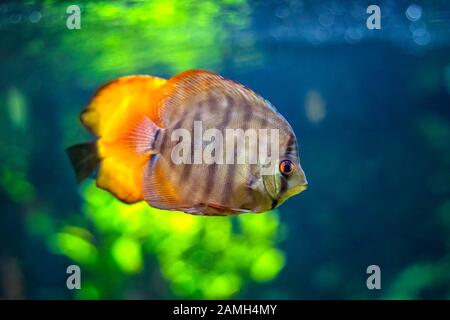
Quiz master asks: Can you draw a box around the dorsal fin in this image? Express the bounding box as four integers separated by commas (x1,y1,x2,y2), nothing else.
161,70,271,125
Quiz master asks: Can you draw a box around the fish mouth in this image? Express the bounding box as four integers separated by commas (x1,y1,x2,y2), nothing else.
276,183,308,209
263,174,308,210
295,183,308,194
288,183,308,198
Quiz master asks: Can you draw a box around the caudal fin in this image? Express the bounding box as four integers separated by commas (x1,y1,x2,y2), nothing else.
66,142,99,182
76,75,167,204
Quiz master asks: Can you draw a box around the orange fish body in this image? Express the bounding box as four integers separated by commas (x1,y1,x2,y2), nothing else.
67,70,307,215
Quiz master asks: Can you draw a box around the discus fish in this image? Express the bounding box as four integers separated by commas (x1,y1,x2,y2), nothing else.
67,70,307,215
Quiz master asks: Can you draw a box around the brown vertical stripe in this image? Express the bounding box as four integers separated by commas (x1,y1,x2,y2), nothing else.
280,175,288,194
178,103,205,183
285,133,297,157
178,98,213,201
220,98,253,205
204,93,234,203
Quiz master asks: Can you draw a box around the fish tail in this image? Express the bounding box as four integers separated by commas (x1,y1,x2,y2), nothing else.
78,75,168,204
66,142,99,182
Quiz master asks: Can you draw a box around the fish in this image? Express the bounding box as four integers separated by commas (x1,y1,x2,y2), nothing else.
67,70,307,216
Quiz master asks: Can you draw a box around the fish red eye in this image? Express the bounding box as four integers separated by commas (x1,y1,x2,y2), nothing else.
279,160,294,176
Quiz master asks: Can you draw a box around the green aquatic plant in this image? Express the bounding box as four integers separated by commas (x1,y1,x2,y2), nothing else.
33,0,261,87
385,260,450,300
382,113,450,300
0,88,35,204
48,180,286,299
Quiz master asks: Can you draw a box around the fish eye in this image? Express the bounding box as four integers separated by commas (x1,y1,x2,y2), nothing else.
279,160,294,176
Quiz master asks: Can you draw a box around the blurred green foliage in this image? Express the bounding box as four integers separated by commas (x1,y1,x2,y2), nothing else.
34,0,261,88
47,180,286,299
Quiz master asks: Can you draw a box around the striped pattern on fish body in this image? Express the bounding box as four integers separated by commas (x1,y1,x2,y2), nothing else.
67,70,307,216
